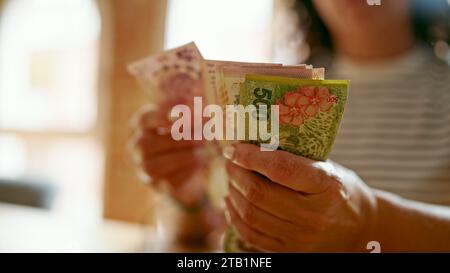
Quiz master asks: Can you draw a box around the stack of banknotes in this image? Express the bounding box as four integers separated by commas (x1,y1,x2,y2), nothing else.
128,42,349,252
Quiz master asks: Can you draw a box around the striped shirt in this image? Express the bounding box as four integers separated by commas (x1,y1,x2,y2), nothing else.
328,46,450,205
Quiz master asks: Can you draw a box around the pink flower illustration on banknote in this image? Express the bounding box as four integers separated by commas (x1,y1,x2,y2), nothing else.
277,86,338,126
159,72,203,108
176,48,196,62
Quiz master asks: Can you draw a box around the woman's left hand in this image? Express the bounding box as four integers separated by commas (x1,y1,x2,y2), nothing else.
223,143,378,252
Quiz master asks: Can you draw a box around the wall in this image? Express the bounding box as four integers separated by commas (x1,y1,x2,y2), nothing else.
101,0,167,223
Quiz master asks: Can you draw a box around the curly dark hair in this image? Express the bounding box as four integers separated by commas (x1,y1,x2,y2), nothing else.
295,0,450,64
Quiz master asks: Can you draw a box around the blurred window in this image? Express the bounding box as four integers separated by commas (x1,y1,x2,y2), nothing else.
0,0,103,221
165,0,273,62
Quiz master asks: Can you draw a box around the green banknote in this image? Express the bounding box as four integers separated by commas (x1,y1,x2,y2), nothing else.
224,75,349,253
239,74,349,161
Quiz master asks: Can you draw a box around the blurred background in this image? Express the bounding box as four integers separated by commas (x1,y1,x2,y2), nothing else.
0,0,448,252
0,0,275,252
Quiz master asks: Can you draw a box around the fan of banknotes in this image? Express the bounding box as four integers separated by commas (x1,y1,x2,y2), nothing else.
128,42,349,252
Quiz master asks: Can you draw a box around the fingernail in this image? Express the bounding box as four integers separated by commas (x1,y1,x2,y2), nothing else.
224,198,232,224
156,126,171,135
222,145,235,160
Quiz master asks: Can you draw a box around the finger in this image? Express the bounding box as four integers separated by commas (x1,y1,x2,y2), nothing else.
136,131,202,157
226,160,314,224
142,148,205,180
226,198,286,252
132,104,172,132
227,186,308,243
168,169,207,207
224,143,331,194
130,104,156,130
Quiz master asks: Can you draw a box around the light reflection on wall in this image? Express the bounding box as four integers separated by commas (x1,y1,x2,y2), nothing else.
0,0,104,223
165,0,273,62
0,0,101,131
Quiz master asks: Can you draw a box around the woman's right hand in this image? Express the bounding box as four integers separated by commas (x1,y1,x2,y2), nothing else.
129,104,208,208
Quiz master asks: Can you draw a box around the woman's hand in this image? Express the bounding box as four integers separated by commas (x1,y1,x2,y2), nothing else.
129,104,226,248
223,143,378,252
129,104,208,208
